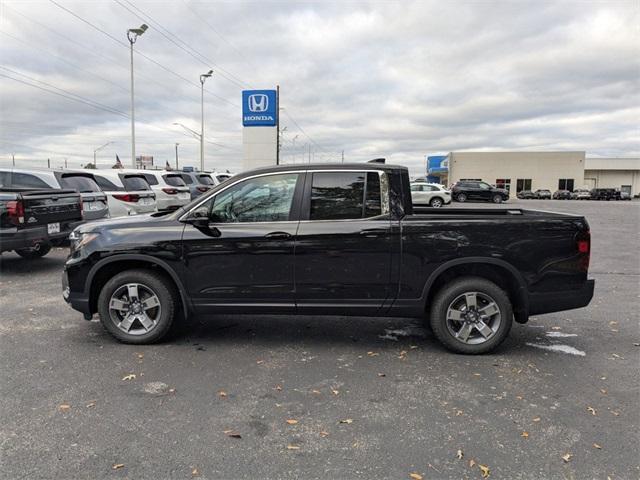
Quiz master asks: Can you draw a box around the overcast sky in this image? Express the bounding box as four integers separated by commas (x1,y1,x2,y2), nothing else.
0,0,638,175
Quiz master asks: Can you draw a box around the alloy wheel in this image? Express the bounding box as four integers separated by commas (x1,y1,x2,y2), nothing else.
445,291,502,345
108,283,162,336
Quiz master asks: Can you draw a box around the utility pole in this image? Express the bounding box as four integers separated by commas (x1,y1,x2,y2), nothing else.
175,143,179,170
127,23,148,168
308,144,311,163
47,158,50,168
199,70,213,172
276,85,280,165
12,153,15,166
64,158,67,169
341,150,344,163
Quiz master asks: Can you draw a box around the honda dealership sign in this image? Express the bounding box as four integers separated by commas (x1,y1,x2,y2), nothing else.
242,90,277,126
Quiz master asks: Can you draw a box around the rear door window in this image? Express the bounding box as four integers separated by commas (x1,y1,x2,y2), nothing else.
93,175,121,191
179,174,193,185
309,171,383,220
59,174,101,192
121,175,151,191
141,173,159,186
163,174,187,187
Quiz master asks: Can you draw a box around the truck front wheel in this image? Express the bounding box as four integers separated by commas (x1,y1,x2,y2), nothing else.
429,277,513,354
97,269,176,344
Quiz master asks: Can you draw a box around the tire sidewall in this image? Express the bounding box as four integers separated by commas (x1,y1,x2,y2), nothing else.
97,269,175,344
493,195,503,204
457,193,467,202
430,197,443,208
430,277,513,354
16,243,51,259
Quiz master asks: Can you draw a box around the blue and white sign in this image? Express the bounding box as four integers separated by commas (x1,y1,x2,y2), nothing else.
242,89,277,127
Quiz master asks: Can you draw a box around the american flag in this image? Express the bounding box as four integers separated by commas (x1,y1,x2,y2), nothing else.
113,154,123,169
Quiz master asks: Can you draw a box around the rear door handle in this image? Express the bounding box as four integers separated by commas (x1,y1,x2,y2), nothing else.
265,231,292,239
359,228,389,237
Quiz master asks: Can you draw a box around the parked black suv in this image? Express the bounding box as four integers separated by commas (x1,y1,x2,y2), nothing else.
451,181,509,203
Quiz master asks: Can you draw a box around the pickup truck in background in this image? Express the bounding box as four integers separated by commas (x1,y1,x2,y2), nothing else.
1,188,83,259
63,162,594,354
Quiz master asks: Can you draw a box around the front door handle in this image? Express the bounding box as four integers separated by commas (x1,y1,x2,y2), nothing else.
265,231,292,239
359,228,389,237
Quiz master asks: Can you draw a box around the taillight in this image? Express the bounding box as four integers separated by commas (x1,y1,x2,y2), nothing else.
576,229,591,271
196,186,209,193
113,194,140,203
162,188,179,195
6,200,25,225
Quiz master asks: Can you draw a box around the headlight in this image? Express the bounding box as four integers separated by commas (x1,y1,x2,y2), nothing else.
70,231,99,250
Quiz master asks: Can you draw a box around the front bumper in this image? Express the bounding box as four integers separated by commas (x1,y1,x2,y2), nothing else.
62,268,92,318
528,279,595,316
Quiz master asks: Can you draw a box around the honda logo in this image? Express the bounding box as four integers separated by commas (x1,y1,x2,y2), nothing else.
248,94,268,113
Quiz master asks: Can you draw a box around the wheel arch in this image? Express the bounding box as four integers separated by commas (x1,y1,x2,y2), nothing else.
422,258,529,323
86,254,190,318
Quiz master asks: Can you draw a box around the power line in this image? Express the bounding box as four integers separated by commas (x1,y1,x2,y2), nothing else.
115,0,250,90
48,0,240,108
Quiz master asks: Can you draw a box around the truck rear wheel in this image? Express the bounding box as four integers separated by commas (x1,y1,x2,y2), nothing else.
97,269,176,344
429,277,512,354
15,243,51,259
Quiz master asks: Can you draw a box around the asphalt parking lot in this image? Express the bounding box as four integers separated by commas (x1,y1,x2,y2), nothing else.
1,199,638,479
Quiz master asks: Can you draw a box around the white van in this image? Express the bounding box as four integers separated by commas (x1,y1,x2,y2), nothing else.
135,170,191,211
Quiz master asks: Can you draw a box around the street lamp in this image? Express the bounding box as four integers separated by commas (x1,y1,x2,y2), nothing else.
175,143,179,170
199,69,213,172
93,141,113,165
127,23,148,168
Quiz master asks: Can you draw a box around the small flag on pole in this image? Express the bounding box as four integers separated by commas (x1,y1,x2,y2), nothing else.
165,160,172,170
113,154,123,169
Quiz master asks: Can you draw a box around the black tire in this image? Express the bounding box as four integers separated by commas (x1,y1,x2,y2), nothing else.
15,243,52,259
430,197,444,208
492,194,503,204
429,277,513,354
456,193,467,203
97,269,176,344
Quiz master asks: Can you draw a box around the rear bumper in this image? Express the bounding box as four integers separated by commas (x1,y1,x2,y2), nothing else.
528,279,595,316
0,219,82,252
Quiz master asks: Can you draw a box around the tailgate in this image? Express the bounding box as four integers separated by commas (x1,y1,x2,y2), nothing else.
20,189,83,225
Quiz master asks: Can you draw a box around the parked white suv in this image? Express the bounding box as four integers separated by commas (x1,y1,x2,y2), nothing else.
136,170,191,211
83,170,157,217
0,167,109,221
410,182,452,207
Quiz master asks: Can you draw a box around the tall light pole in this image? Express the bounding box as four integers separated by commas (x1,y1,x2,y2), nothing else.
175,143,179,170
127,23,148,168
93,141,113,166
199,70,213,172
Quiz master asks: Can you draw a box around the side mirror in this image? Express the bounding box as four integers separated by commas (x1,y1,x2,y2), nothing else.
183,216,221,238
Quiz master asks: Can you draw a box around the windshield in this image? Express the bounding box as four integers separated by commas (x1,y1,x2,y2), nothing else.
59,174,101,192
163,174,187,187
216,174,231,183
198,175,215,185
121,175,151,191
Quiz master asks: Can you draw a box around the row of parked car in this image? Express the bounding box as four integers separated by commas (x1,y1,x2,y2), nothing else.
517,188,632,200
0,167,232,258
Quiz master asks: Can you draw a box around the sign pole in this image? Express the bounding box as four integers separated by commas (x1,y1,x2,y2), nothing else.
276,85,280,165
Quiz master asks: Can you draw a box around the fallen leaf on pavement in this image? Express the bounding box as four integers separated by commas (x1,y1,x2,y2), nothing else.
218,391,227,398
86,401,96,408
339,419,353,424
191,467,199,477
587,406,597,416
286,445,300,450
593,443,602,449
367,351,379,357
479,464,490,478
378,373,386,377
275,385,282,391
532,417,541,422
320,431,330,437
600,389,607,395
311,389,321,394
469,459,476,467
58,404,71,412
331,388,339,395
136,353,144,359
122,374,136,381
286,419,298,425
551,326,562,330
562,453,573,463
521,431,529,438
223,430,242,439
409,473,423,480
455,409,463,416
112,464,125,470
456,449,463,460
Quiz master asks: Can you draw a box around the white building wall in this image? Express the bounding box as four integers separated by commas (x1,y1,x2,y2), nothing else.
447,151,585,191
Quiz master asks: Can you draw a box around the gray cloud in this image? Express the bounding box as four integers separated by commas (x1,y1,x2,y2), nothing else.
0,0,638,175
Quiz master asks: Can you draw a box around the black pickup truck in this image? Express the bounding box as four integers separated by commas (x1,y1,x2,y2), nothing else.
63,163,594,354
1,188,83,258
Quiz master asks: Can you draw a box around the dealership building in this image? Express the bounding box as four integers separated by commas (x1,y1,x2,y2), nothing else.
426,152,639,196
